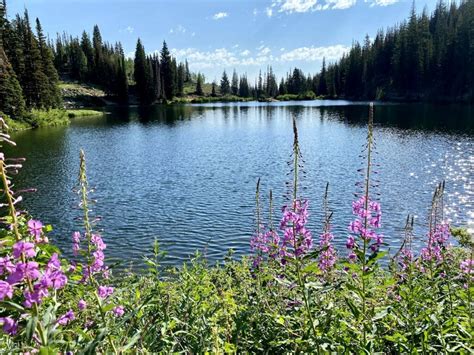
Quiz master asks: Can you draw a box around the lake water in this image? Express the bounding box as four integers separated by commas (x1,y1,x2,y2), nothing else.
6,101,474,267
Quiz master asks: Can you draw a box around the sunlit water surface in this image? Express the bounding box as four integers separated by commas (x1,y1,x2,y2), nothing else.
7,101,474,267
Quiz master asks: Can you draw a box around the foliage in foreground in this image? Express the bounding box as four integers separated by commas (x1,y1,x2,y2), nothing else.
0,106,472,353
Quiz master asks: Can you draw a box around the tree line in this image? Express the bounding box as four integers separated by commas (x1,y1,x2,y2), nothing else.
53,26,128,101
312,0,473,101
1,0,472,121
0,1,61,119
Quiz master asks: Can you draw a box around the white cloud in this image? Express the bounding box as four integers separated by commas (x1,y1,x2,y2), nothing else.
280,44,349,61
120,26,134,34
213,12,228,20
253,8,259,16
368,0,399,6
191,32,196,37
265,7,273,17
170,44,348,70
271,0,356,12
259,47,271,56
169,25,187,35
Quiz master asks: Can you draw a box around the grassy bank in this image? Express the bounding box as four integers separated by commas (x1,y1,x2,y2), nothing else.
172,95,254,104
1,109,104,131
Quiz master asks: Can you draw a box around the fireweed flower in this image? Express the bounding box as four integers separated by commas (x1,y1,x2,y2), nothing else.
78,299,87,311
279,200,313,261
72,232,81,256
347,196,383,259
460,259,473,275
112,305,124,317
12,241,36,259
27,219,43,240
0,280,14,301
0,317,18,335
57,310,75,326
318,230,337,272
421,222,451,263
0,256,15,275
7,262,41,284
23,285,49,308
98,285,114,299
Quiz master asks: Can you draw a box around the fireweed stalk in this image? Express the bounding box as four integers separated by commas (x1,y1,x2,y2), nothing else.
345,103,384,346
319,183,337,276
286,117,319,349
74,150,119,353
0,118,48,345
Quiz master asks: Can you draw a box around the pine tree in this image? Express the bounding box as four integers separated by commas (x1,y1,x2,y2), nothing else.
18,10,49,108
220,70,230,96
160,41,175,99
195,73,203,96
0,2,25,119
134,38,150,103
177,62,185,96
36,18,61,108
184,59,191,82
318,58,328,96
231,69,238,95
211,81,216,97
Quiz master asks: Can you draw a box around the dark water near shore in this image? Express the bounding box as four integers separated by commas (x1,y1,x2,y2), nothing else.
6,101,474,267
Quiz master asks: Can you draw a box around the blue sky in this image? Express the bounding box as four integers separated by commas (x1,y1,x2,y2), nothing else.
8,0,439,81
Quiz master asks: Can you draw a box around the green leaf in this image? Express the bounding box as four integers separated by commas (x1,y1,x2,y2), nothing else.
121,331,141,351
25,316,38,343
0,301,25,312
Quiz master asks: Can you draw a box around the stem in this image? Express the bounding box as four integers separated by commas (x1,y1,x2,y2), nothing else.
79,150,95,284
0,156,47,345
361,103,374,347
94,292,118,354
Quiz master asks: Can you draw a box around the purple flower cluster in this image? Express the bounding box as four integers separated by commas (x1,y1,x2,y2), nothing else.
420,222,451,263
28,220,47,243
76,232,109,282
279,200,313,260
398,249,414,272
57,309,75,326
460,258,473,275
0,219,69,335
346,196,383,258
0,317,18,336
318,230,337,272
250,228,280,257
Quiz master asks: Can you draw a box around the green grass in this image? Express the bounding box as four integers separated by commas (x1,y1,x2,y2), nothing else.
66,109,104,118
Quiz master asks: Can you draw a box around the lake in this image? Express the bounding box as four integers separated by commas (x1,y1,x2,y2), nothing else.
6,101,474,267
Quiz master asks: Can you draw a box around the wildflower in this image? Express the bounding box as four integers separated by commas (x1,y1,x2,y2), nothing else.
112,305,124,317
7,262,40,284
41,270,67,290
318,231,337,272
98,285,114,299
460,259,473,275
47,253,61,271
346,236,355,249
78,299,87,311
0,256,15,275
57,310,75,326
23,285,49,308
0,317,18,335
91,234,106,250
279,200,313,260
12,241,36,259
72,232,81,256
421,222,451,263
0,281,13,301
27,220,43,239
